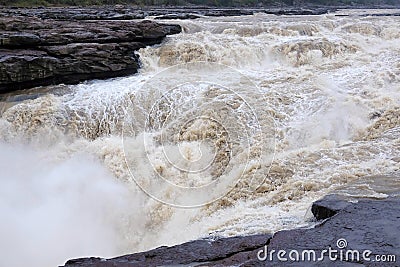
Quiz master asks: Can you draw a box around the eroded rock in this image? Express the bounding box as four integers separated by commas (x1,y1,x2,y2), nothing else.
0,12,181,93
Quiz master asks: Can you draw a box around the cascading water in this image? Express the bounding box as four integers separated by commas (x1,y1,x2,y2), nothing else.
0,9,399,267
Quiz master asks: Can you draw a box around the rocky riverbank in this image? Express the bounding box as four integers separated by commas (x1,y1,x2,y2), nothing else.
3,6,400,94
63,175,400,267
0,5,339,94
0,6,335,20
0,9,181,93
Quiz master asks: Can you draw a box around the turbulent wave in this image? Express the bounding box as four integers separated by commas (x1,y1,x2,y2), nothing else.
0,9,399,267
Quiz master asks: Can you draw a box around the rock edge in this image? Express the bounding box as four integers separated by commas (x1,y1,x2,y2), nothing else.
62,194,400,266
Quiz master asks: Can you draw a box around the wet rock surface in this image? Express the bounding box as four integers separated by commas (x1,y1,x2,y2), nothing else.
0,9,181,93
63,191,400,267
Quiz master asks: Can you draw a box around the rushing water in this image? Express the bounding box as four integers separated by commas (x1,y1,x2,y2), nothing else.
0,9,399,267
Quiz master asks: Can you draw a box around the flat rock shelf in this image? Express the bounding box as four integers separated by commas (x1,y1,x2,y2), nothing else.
0,10,181,93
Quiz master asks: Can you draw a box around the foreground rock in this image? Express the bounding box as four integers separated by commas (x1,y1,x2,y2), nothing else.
63,191,400,266
64,234,272,267
0,12,181,93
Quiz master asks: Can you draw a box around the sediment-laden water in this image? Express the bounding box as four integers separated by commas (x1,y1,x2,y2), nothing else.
0,9,399,267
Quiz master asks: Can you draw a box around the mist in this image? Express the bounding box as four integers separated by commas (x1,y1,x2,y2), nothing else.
0,142,135,267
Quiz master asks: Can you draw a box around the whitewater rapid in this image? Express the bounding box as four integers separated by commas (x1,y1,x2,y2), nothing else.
0,9,399,267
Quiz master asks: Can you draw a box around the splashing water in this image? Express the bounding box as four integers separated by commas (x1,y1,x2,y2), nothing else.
0,9,399,267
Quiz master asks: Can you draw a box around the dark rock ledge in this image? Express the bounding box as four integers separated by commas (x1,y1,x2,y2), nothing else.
0,6,334,21
62,193,400,266
0,12,181,94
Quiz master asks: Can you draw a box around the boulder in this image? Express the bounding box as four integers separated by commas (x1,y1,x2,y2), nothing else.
311,194,351,220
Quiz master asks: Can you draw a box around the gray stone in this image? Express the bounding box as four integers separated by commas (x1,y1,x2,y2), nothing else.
0,12,181,93
63,195,400,266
